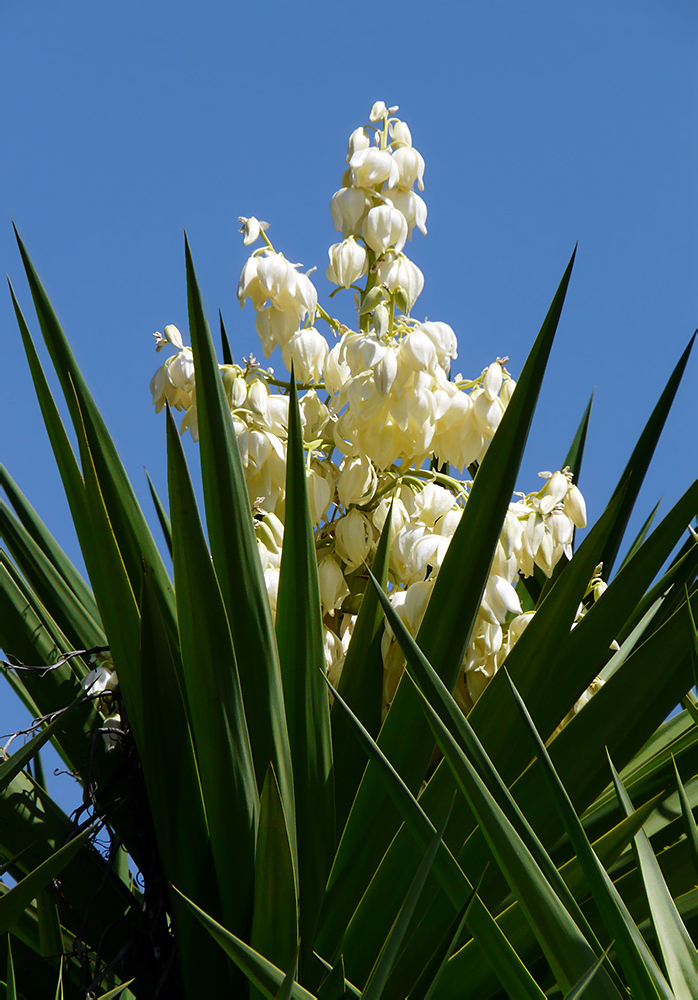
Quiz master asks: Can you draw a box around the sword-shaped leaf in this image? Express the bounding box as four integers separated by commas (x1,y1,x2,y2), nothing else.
599,332,696,579
674,757,698,884
609,752,698,999
174,888,318,1000
166,406,258,935
332,507,392,836
251,765,298,994
183,235,295,826
275,374,333,960
506,674,673,999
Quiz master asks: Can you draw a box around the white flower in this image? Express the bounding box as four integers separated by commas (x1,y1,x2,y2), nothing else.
362,204,408,255
381,187,427,239
326,238,368,288
374,254,424,311
418,322,457,368
318,553,351,616
369,100,389,122
337,454,377,507
391,145,425,191
255,307,299,356
349,148,399,190
330,187,369,237
347,127,371,160
238,216,269,246
564,483,587,528
281,327,329,383
83,664,118,696
335,509,373,571
389,119,412,146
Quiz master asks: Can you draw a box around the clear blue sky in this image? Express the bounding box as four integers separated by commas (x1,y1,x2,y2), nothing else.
2,1,696,804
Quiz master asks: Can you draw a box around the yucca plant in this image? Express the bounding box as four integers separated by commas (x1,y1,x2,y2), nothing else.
1,101,697,1000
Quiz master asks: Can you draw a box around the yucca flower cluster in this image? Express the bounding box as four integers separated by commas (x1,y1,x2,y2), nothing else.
150,101,587,713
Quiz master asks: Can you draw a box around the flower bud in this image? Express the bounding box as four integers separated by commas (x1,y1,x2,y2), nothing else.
373,303,390,338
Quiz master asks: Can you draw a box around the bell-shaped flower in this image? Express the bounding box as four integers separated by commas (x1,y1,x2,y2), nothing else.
306,467,332,525
337,454,377,507
238,216,269,246
418,322,457,367
471,387,504,438
346,126,370,160
318,553,351,616
374,254,424,312
483,362,503,402
369,100,388,122
389,119,412,146
255,306,299,356
399,329,438,374
564,483,587,528
374,347,398,395
282,327,329,383
335,509,373,571
325,342,352,395
392,145,425,191
326,237,368,288
382,187,427,238
299,389,330,441
237,255,269,310
330,187,369,237
362,204,408,255
349,148,399,189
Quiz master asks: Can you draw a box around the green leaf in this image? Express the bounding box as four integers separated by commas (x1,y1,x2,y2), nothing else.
674,756,698,883
275,375,333,960
0,827,93,935
251,765,299,990
562,390,593,483
6,934,17,1000
318,250,577,957
361,806,452,1000
219,310,234,365
617,499,662,573
332,507,393,836
326,680,560,1000
316,954,360,1000
1,500,104,655
174,887,318,1000
599,332,696,578
609,752,698,999
144,469,173,558
183,235,295,827
0,464,98,619
36,886,62,959
565,943,616,1000
13,232,174,611
506,674,672,1000
166,406,258,934
94,980,135,1000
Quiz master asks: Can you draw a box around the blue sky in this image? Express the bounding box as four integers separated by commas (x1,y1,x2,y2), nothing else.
1,1,696,806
